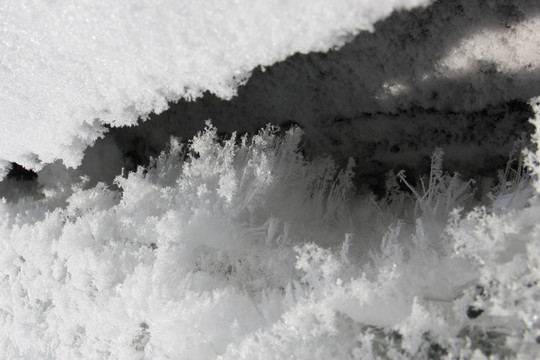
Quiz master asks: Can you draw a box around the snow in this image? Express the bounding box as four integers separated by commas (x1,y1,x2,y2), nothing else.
0,0,429,176
0,113,539,358
1,0,540,359
75,0,539,191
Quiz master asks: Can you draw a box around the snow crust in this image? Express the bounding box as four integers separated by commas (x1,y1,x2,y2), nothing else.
0,0,429,175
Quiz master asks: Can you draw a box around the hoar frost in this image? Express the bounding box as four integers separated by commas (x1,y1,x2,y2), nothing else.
1,101,540,359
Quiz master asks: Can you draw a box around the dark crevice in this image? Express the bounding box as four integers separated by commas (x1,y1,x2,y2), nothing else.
0,163,40,202
6,163,38,182
100,98,533,196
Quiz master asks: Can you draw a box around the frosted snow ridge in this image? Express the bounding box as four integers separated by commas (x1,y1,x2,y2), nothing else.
1,0,540,359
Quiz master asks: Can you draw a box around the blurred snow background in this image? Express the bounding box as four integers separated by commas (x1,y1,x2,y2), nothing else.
1,0,540,359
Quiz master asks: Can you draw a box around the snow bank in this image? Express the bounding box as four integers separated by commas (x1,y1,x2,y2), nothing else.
0,0,429,175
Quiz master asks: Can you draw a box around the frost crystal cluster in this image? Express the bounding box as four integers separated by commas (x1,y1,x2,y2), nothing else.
1,0,540,359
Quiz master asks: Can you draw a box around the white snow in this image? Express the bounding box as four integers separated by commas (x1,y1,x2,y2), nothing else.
1,0,540,359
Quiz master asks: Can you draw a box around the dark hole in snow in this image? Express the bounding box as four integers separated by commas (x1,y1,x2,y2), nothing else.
0,163,40,201
6,163,37,182
427,342,448,359
466,306,484,319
